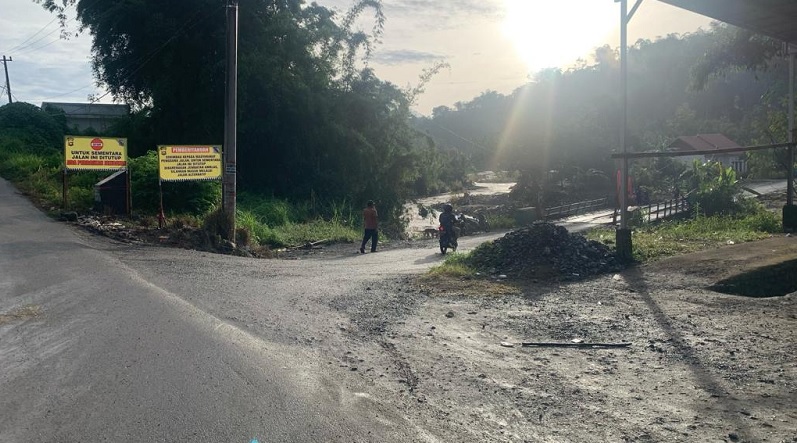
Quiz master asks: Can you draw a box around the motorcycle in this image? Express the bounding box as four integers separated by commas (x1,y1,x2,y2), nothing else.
438,224,458,254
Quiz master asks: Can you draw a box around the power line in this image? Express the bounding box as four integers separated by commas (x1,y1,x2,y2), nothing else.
8,0,104,56
39,84,96,102
4,13,61,54
23,38,62,54
10,25,63,54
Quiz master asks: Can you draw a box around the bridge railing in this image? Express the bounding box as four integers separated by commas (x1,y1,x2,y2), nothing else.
611,196,691,224
545,197,610,220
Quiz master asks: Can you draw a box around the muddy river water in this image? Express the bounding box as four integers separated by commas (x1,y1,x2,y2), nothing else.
404,182,514,235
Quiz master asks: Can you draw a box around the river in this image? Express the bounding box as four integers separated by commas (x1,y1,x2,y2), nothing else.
405,182,515,235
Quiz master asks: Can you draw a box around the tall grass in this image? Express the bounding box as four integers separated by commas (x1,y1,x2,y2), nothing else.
236,193,360,248
274,219,360,247
236,209,281,246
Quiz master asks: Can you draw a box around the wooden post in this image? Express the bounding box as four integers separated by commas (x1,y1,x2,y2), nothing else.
158,179,165,229
125,167,132,217
62,168,69,210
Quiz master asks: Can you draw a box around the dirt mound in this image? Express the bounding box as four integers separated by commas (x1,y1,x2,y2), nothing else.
464,221,623,280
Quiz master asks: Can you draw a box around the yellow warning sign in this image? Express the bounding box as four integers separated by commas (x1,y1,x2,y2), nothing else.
64,136,128,171
158,145,222,181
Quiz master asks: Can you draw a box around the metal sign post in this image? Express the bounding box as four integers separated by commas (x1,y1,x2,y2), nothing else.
615,0,643,261
222,0,239,242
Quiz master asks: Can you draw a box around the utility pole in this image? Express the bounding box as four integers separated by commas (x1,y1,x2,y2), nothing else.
222,0,239,242
2,56,12,104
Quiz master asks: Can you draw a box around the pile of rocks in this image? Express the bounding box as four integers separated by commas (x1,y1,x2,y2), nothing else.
465,222,624,280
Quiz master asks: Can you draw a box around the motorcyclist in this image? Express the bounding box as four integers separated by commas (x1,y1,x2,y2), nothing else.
439,204,458,241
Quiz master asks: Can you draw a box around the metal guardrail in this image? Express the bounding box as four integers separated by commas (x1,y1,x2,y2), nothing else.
611,197,690,224
638,197,690,222
545,197,609,220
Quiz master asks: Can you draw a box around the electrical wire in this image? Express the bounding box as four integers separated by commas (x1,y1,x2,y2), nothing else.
22,38,62,54
10,25,63,54
3,11,63,54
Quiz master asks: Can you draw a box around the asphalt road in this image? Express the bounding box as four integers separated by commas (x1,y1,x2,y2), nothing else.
0,177,463,442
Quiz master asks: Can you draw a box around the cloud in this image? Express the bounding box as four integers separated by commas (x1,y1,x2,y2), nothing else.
314,0,502,31
384,0,502,29
386,0,501,17
372,49,446,65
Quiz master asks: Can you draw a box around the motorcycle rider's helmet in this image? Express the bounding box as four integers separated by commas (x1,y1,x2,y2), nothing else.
443,204,453,213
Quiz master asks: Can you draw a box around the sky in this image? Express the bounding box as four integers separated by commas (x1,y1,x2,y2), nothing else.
0,0,711,115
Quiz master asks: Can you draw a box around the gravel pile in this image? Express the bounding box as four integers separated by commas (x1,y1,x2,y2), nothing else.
465,221,624,280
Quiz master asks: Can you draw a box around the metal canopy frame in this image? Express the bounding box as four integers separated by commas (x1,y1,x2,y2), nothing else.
658,0,797,44
615,0,797,255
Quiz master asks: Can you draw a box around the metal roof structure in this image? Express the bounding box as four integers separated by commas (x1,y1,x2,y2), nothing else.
668,134,742,152
659,0,797,44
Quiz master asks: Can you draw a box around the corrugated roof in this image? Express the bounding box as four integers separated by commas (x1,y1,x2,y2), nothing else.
659,0,797,44
42,102,129,118
669,133,742,151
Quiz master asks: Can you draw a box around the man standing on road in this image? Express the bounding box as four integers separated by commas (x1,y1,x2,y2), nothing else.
360,200,378,253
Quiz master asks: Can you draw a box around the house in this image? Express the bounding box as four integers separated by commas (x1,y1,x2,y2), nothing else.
42,101,129,133
667,133,748,175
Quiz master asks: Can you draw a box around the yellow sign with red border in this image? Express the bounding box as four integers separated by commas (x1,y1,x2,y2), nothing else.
158,145,222,181
64,136,128,171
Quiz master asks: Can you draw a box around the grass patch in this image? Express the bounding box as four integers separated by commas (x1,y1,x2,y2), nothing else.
273,218,360,247
485,213,515,230
586,210,782,263
419,253,521,296
427,252,478,278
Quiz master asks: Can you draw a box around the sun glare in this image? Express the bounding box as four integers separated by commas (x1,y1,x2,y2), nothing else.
502,0,618,72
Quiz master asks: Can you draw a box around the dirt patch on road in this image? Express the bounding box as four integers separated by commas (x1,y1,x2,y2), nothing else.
332,236,797,442
649,235,797,282
0,305,42,325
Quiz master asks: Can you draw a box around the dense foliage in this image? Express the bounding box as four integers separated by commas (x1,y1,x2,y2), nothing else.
34,0,469,232
0,102,64,150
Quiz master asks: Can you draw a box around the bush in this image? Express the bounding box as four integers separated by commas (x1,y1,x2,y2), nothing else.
684,161,742,216
129,151,221,214
0,102,64,150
